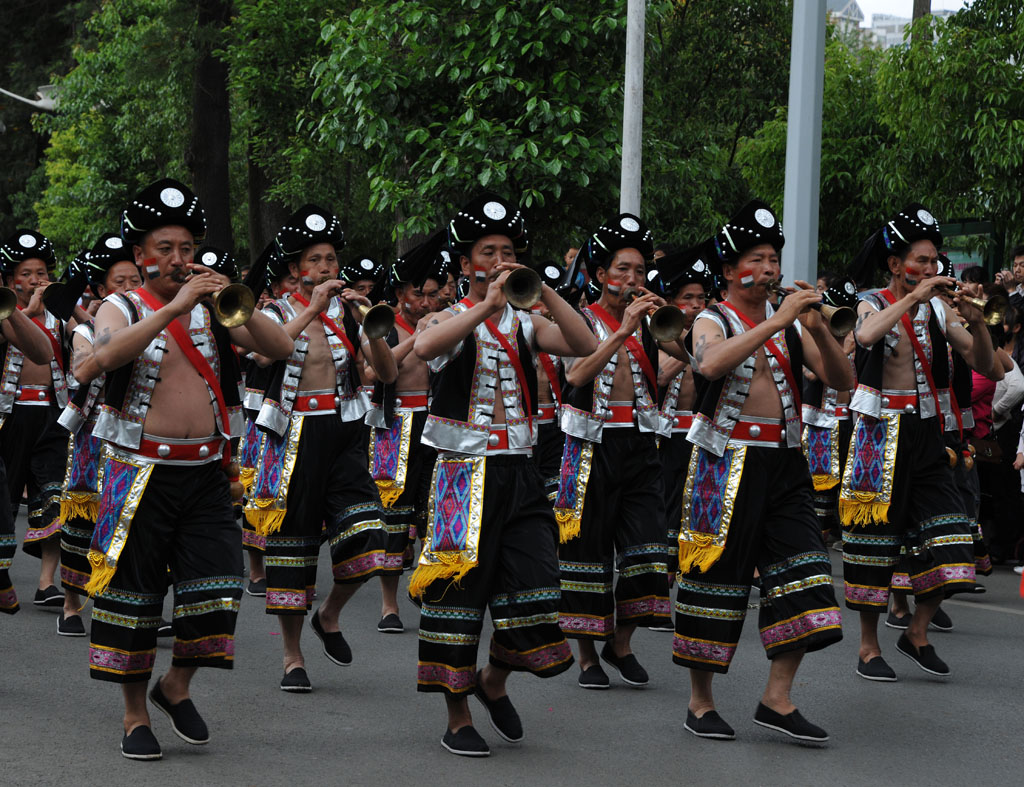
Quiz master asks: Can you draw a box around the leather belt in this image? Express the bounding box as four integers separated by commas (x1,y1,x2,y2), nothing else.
16,386,52,403
394,393,428,410
294,393,339,413
133,436,225,463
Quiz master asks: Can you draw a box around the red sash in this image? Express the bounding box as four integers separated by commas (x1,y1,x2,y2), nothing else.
394,313,415,335
459,298,534,421
586,302,658,393
718,300,802,413
538,353,562,406
134,288,231,466
291,293,358,357
878,289,945,430
17,307,64,372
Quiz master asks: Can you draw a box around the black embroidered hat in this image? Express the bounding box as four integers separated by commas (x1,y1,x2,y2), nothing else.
823,276,860,310
1,230,57,274
342,254,384,284
85,233,134,290
555,246,588,307
447,193,528,255
580,213,654,279
657,242,715,296
120,178,205,245
392,231,449,290
195,245,237,279
243,241,280,296
537,260,564,290
710,199,784,269
849,203,943,287
936,252,952,278
274,204,344,260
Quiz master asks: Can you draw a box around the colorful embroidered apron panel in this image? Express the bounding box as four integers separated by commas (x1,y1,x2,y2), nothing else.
60,428,105,523
802,423,840,491
408,456,486,598
368,411,413,508
245,416,303,536
238,417,263,494
85,451,153,597
552,435,594,544
839,414,900,525
678,445,746,574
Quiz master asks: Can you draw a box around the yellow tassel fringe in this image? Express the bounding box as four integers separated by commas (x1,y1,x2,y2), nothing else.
239,466,256,494
811,474,840,492
677,540,726,576
554,509,581,544
83,551,117,598
59,494,99,524
248,501,287,537
375,480,404,509
838,495,889,525
407,556,476,599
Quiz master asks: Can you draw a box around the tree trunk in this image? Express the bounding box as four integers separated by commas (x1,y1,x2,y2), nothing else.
246,151,288,264
912,0,932,22
187,0,233,250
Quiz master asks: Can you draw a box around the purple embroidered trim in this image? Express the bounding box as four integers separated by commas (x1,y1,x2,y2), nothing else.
844,584,890,606
172,636,235,659
333,550,385,580
489,640,573,672
760,609,842,648
89,646,155,674
616,595,670,621
672,635,736,667
558,613,613,636
417,662,476,691
910,564,975,594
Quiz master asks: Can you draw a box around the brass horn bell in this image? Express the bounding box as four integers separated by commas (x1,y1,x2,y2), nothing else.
765,280,856,338
623,288,685,343
212,283,256,328
358,303,396,340
503,268,543,310
958,289,1007,327
0,287,20,321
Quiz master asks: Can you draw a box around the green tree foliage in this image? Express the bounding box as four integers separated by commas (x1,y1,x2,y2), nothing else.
313,0,632,255
867,1,1024,247
33,0,196,258
738,33,889,271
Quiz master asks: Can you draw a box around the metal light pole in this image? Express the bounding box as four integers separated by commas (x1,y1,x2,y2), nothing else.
619,0,645,215
0,85,58,112
781,0,825,286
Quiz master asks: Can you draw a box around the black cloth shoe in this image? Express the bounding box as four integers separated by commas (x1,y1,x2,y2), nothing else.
884,611,910,630
577,664,610,690
647,623,674,632
475,677,523,742
895,633,950,676
310,608,352,665
377,613,404,633
280,667,312,692
969,582,986,594
600,642,649,687
441,725,490,757
856,656,897,682
929,607,954,632
33,585,63,607
149,677,210,744
245,578,267,597
754,703,829,743
57,612,87,637
684,709,735,740
156,619,173,638
121,725,162,760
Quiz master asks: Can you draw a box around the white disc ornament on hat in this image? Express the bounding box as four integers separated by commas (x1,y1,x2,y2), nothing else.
754,209,775,228
202,251,218,266
483,201,507,220
844,281,856,295
305,213,327,232
917,209,935,225
105,237,123,249
544,265,561,280
694,260,706,273
620,217,640,232
160,187,185,208
360,258,374,271
18,234,36,249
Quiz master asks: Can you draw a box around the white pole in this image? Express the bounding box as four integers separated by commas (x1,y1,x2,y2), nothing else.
781,0,825,285
619,0,645,215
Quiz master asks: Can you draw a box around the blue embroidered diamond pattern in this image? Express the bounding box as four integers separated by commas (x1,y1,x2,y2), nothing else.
69,432,101,491
555,436,583,509
242,420,261,467
372,417,401,481
432,462,472,552
850,420,885,493
806,426,830,476
689,450,731,535
255,433,286,499
91,460,139,554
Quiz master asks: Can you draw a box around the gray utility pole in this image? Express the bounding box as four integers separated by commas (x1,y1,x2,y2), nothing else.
619,0,645,215
0,85,57,112
781,0,825,286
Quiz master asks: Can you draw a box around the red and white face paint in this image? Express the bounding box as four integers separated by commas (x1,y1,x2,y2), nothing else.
739,269,755,288
903,261,922,286
605,279,623,295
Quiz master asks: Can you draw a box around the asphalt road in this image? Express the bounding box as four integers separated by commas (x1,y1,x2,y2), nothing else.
2,510,1022,787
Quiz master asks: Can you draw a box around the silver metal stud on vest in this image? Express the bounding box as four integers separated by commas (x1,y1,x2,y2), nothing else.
395,397,403,408
198,445,210,459
157,444,171,458
748,424,761,438
881,396,890,408
334,396,341,408
631,408,637,419
487,433,499,446
904,404,914,414
37,391,46,400
308,397,318,410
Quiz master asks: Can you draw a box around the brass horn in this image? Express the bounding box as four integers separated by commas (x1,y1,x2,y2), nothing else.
766,280,856,338
0,287,17,321
357,303,396,340
957,288,1007,327
212,283,256,328
623,288,685,343
503,268,543,310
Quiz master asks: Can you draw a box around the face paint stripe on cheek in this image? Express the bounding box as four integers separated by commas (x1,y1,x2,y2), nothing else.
143,258,160,279
606,279,622,295
473,266,488,281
